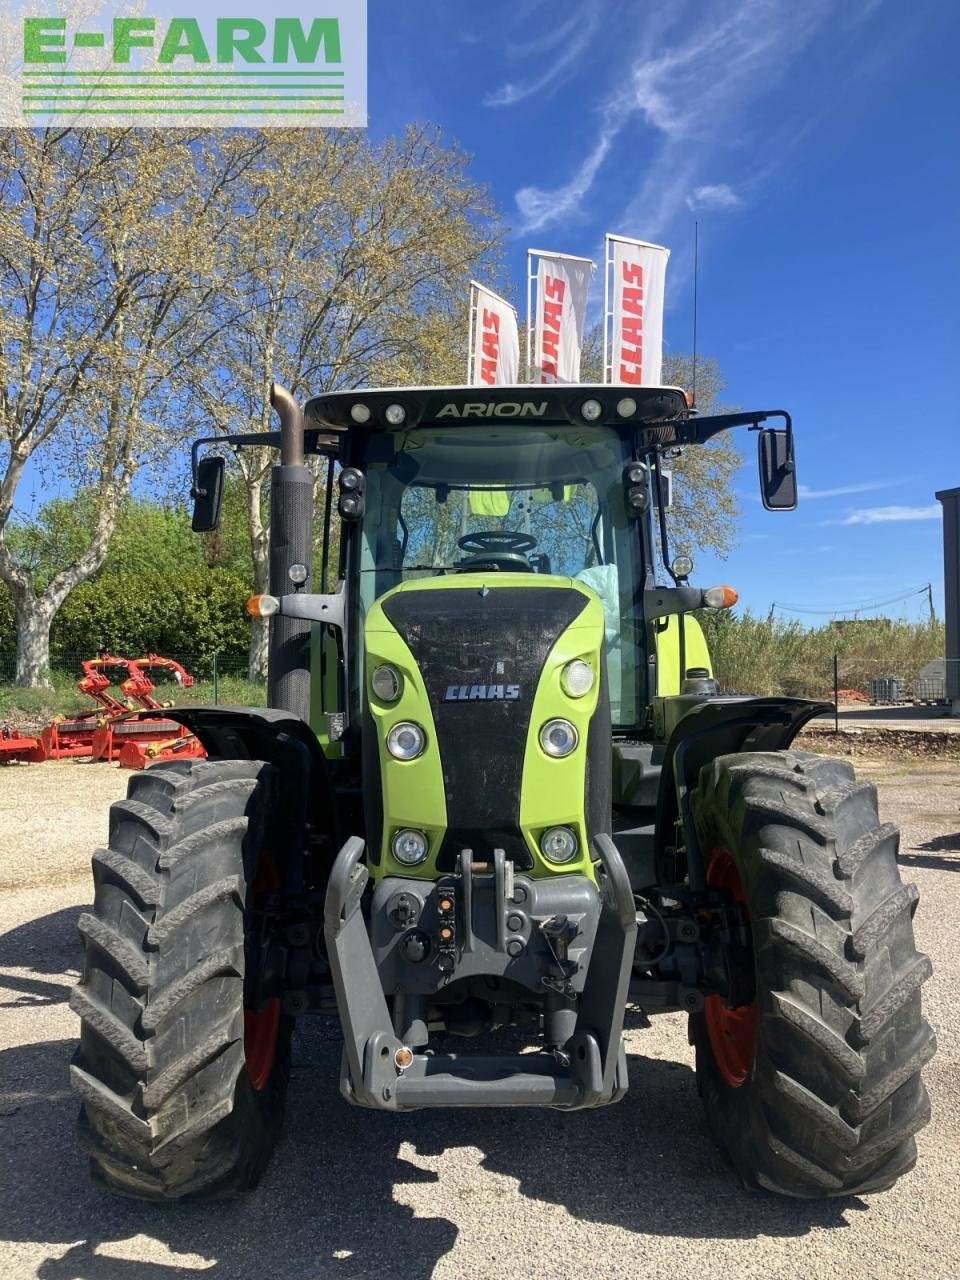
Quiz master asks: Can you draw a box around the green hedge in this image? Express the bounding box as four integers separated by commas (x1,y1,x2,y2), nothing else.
0,570,252,672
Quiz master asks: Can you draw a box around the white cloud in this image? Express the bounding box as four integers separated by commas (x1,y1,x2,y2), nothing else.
686,184,740,211
511,0,865,239
798,480,896,500
484,3,599,108
824,505,942,526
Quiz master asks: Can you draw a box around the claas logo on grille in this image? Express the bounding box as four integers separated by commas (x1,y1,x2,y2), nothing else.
443,684,521,702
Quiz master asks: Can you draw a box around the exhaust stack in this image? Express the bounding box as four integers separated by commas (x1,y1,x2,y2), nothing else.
267,383,313,719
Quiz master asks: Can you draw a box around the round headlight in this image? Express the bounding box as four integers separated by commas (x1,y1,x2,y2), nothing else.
288,562,308,585
392,828,429,865
561,659,595,698
385,403,407,425
581,398,603,422
350,402,372,424
671,554,694,580
371,664,402,702
387,721,425,760
539,718,578,758
540,826,579,864
616,396,638,418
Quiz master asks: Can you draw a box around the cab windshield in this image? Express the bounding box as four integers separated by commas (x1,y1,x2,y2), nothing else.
356,423,644,726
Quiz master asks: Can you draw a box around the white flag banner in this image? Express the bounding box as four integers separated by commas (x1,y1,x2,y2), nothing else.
607,236,669,385
468,283,520,386
532,253,593,384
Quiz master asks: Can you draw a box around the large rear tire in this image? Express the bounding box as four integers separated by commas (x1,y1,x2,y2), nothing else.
71,758,291,1201
690,750,935,1197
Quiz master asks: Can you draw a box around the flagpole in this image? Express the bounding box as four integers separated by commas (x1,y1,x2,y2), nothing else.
466,282,477,385
602,234,611,384
526,251,534,382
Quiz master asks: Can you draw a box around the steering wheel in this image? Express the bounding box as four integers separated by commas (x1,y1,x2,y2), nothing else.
458,531,537,555
456,530,537,573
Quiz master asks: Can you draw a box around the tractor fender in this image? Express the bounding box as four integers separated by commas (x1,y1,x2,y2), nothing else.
148,705,341,880
653,696,832,891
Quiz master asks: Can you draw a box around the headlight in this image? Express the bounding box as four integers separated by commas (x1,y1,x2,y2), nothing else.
561,659,594,698
386,721,425,760
392,828,429,865
580,398,603,421
540,826,579,863
539,718,578,758
385,403,407,425
371,664,402,702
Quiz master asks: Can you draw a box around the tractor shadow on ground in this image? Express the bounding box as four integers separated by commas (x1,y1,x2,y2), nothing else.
1,906,867,1280
0,904,83,1008
899,833,960,872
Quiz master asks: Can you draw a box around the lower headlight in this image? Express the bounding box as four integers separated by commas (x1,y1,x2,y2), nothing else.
539,718,579,757
387,721,425,760
392,828,429,865
540,826,579,863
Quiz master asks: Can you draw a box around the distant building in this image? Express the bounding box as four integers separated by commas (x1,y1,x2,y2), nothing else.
935,488,959,715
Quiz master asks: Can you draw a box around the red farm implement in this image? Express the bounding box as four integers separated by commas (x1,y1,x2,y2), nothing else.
89,656,205,767
38,654,134,760
7,654,207,767
0,726,45,764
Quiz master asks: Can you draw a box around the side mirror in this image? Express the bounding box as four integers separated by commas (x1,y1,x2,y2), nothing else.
191,455,225,532
758,428,797,511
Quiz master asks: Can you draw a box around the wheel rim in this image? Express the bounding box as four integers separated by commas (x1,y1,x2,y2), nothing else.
244,857,281,1092
703,847,757,1088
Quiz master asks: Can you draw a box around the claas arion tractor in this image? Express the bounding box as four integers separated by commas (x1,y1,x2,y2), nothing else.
71,383,934,1201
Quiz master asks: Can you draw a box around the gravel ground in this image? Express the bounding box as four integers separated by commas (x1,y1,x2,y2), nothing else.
1,755,958,1280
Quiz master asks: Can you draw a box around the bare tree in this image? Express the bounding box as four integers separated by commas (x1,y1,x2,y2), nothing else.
0,129,262,684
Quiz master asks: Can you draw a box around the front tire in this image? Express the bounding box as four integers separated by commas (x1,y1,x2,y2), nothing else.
71,758,291,1201
690,750,935,1197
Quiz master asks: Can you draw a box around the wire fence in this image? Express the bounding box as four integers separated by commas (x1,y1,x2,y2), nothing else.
0,647,954,726
0,653,266,722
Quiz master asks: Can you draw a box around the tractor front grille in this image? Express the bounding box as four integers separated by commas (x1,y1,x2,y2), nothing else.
381,585,588,869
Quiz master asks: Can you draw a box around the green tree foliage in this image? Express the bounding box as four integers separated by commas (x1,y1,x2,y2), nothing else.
699,611,945,699
49,570,250,673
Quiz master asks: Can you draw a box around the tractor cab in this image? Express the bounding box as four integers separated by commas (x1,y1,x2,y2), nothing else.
301,385,794,733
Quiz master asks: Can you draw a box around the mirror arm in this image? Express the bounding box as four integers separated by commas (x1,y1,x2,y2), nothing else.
190,431,284,497
676,409,793,450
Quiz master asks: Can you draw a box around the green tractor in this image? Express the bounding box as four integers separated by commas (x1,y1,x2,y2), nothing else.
71,383,935,1200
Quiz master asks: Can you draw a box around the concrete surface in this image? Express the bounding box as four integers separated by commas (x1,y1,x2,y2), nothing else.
1,757,958,1280
813,704,960,733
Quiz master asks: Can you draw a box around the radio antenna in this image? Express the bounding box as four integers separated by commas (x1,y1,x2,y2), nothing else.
691,220,699,408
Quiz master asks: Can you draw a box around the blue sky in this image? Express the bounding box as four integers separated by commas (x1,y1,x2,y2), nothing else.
369,0,959,622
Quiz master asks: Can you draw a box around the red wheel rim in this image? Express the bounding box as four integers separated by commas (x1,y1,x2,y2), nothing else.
703,848,757,1088
244,857,281,1092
